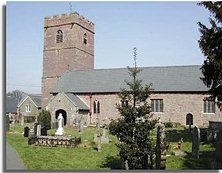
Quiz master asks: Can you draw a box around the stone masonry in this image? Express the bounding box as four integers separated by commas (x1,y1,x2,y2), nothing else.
42,12,94,108
78,93,222,127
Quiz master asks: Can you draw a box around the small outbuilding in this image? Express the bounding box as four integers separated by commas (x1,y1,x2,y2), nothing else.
17,94,41,125
6,96,19,123
46,92,89,127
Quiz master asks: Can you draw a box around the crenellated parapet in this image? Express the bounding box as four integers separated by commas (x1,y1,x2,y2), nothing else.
44,12,94,32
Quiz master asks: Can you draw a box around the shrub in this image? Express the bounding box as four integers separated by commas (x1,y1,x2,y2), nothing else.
37,110,51,130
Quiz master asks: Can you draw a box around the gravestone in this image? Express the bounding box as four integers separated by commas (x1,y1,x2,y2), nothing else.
192,126,200,159
55,113,64,136
96,117,101,152
24,126,29,137
33,123,38,136
101,124,109,144
37,125,41,137
156,123,166,170
78,115,84,133
215,130,222,169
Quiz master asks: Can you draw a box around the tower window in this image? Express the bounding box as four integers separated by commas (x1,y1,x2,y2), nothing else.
56,30,63,43
83,33,87,45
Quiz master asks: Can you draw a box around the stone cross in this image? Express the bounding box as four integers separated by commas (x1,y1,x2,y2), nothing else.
55,113,64,136
192,126,200,159
96,117,101,152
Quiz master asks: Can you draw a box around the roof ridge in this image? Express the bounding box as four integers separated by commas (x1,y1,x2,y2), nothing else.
66,65,202,73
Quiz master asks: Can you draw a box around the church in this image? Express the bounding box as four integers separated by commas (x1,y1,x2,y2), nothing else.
41,12,222,127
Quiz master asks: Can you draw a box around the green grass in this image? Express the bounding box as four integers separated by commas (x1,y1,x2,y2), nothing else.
6,124,121,170
6,123,216,170
165,127,216,170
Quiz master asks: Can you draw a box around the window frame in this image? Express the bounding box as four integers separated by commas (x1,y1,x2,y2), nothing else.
56,30,63,43
203,99,215,114
151,99,163,113
83,33,87,45
93,100,100,114
26,105,30,112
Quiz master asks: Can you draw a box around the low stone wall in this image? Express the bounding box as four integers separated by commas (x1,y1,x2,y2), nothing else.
28,136,81,147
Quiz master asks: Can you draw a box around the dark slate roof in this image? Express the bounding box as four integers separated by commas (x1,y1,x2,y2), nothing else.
65,93,89,110
52,65,208,93
18,94,42,108
29,95,41,107
6,96,18,113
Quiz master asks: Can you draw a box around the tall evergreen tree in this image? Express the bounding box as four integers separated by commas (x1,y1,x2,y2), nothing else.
198,2,222,109
109,48,157,169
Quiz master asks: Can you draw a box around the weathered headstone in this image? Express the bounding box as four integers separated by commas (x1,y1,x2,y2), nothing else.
78,115,84,133
156,123,166,170
33,123,38,136
96,117,101,152
101,125,109,144
55,113,64,135
21,115,24,126
192,126,200,159
37,125,41,137
24,126,29,137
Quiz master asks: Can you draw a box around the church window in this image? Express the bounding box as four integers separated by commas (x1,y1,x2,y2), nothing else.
56,30,63,43
151,99,163,112
93,100,100,114
204,99,215,113
83,33,87,45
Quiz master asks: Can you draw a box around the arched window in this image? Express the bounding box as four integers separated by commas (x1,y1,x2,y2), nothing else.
97,101,100,113
83,33,87,45
56,30,63,43
93,101,97,113
93,100,100,114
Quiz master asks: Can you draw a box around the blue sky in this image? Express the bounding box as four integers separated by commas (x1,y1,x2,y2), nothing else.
6,1,211,94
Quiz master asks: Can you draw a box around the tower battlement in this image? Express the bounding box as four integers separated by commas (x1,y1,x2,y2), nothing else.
44,12,94,32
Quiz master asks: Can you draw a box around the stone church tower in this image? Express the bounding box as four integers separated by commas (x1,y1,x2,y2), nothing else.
41,12,94,108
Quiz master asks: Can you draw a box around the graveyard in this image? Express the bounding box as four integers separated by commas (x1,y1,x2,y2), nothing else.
6,122,218,170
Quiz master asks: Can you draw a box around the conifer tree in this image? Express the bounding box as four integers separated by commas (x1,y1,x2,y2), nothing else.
109,48,157,169
198,2,222,109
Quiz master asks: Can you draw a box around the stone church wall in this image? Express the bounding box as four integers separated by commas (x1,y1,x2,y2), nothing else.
78,93,222,127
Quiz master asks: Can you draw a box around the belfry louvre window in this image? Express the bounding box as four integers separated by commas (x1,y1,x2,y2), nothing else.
204,99,215,113
151,99,163,112
56,30,63,43
83,33,87,45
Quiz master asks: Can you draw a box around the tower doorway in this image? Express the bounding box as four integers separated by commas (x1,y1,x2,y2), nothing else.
55,109,67,126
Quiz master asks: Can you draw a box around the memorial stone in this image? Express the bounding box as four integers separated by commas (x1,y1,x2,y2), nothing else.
192,126,200,159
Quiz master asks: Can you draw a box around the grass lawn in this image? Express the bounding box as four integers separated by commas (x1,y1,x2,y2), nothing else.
6,124,121,170
165,127,216,169
6,123,216,170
